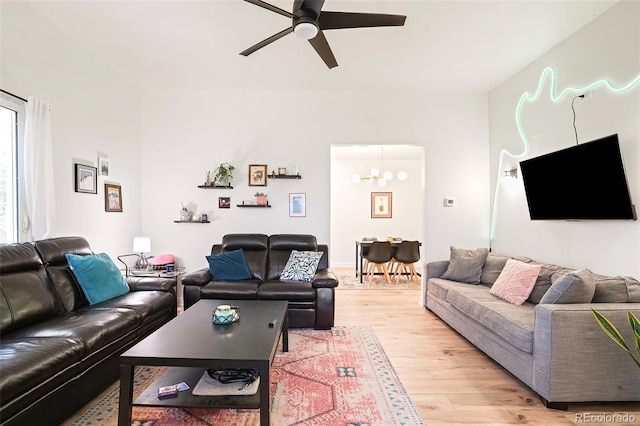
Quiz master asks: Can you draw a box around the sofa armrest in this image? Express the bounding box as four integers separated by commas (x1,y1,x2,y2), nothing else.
182,267,212,287
426,260,449,280
126,276,176,293
312,268,339,289
533,303,640,403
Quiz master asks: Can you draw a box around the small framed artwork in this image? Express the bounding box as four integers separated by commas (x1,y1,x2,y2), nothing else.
98,157,109,176
248,164,267,186
218,197,231,209
104,184,123,212
289,193,306,217
371,192,392,218
75,164,97,194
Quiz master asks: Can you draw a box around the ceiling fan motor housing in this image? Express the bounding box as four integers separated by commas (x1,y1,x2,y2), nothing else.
293,14,319,39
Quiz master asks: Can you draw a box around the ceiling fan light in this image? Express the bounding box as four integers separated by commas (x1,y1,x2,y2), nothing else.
383,171,393,181
370,168,380,177
294,22,318,40
397,171,408,181
352,174,361,184
377,178,387,187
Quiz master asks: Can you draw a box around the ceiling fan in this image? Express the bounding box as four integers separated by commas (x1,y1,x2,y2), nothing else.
240,0,407,69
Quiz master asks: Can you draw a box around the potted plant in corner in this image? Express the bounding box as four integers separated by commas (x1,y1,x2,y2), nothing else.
254,192,268,206
212,162,235,187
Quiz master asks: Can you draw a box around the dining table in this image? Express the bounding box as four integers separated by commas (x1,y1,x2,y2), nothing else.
354,239,422,283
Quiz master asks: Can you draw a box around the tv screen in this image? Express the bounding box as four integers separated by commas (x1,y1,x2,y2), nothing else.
519,134,636,220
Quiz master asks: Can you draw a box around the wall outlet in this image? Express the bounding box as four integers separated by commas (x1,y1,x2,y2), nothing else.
443,197,455,207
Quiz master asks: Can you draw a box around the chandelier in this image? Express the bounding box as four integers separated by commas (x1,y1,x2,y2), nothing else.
351,146,407,187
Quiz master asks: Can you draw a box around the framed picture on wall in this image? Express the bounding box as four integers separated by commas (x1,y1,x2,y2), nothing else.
74,164,97,194
218,197,231,208
248,164,267,186
104,184,123,212
371,192,392,218
289,193,306,217
98,157,109,176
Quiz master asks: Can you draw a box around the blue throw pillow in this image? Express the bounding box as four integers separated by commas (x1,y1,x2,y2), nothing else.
206,249,252,280
65,253,130,305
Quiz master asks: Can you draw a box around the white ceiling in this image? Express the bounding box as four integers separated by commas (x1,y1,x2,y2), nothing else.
22,0,617,92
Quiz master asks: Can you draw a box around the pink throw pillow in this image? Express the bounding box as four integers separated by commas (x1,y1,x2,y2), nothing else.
489,259,541,305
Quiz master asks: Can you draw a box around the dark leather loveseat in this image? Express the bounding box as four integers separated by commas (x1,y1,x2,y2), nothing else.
182,234,339,329
0,237,177,426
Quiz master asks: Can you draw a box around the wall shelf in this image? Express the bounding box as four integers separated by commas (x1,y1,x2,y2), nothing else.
268,174,301,180
174,220,210,223
198,184,233,189
236,204,271,208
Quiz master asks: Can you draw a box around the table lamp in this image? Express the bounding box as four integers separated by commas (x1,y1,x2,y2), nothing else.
133,236,151,270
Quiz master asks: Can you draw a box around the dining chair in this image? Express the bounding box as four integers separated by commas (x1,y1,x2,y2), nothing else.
364,241,393,285
361,237,377,273
392,240,421,284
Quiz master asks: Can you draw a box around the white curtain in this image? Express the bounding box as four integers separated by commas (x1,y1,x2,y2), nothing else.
23,96,55,240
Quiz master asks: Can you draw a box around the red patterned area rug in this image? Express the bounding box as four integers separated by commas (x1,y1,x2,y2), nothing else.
69,326,423,426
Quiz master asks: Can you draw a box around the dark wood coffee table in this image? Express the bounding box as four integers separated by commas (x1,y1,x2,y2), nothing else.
118,299,288,426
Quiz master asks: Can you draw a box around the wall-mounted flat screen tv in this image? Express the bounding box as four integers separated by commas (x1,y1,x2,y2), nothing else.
520,134,636,220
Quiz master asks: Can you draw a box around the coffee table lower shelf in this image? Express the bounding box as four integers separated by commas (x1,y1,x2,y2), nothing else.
133,366,261,409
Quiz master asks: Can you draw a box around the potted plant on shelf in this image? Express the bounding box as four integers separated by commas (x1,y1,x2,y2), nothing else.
180,202,193,221
212,162,235,187
254,192,268,206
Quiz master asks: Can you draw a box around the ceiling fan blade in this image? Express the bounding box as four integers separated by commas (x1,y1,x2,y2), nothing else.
318,11,406,30
308,30,338,69
240,27,294,56
243,0,294,18
296,0,325,16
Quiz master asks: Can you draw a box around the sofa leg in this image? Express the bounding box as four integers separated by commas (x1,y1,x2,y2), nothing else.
540,396,568,410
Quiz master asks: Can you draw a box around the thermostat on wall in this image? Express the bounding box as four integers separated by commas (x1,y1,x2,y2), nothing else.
443,198,455,207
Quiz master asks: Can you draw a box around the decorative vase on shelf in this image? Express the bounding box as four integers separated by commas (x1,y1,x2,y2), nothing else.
180,210,193,221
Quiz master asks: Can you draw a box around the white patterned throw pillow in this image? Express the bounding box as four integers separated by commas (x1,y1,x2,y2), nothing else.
280,250,324,282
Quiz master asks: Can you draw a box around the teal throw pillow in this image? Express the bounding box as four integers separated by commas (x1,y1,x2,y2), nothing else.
206,249,252,280
65,253,130,305
280,250,324,282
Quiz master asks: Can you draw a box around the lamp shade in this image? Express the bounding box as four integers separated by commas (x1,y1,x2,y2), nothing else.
132,236,151,253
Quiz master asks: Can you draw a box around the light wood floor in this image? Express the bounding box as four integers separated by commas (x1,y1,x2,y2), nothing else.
64,271,639,425
335,278,640,425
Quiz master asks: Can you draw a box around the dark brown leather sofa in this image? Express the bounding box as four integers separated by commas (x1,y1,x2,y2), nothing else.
0,237,177,426
182,234,338,329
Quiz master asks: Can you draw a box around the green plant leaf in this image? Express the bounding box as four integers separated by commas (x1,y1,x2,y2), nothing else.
592,309,640,369
628,312,640,355
592,309,630,352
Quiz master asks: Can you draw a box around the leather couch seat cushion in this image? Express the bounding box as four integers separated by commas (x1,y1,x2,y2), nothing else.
0,337,85,403
257,281,316,301
93,291,175,323
199,281,260,300
446,285,535,353
15,308,140,354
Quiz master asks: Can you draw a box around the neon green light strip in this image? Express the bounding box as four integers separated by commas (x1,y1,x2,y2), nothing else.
490,67,640,241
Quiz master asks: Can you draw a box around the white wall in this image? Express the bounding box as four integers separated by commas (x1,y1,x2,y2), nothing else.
140,90,490,282
489,1,640,277
1,1,143,256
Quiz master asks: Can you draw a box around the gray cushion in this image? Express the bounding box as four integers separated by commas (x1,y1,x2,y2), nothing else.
526,263,563,304
441,246,489,284
480,253,509,285
592,276,640,303
446,286,535,353
540,269,595,304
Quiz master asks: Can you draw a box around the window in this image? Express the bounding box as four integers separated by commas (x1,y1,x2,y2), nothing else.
0,92,26,243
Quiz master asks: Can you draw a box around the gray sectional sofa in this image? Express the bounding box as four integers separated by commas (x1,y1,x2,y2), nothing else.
423,249,640,409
